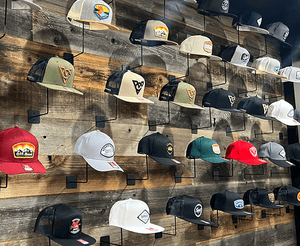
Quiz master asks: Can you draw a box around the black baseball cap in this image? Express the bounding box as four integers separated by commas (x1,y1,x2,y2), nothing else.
273,186,300,206
166,195,213,226
243,188,284,209
202,88,241,112
237,96,272,120
210,190,254,216
137,132,184,166
285,143,300,163
197,0,236,18
34,204,96,246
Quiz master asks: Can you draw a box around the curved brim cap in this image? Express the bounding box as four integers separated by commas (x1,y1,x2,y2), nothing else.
83,156,123,172
20,0,42,10
274,117,300,126
236,25,269,35
268,157,295,168
172,101,204,110
0,160,46,175
50,232,96,246
149,155,184,166
253,69,288,79
248,113,272,120
228,61,255,70
201,156,228,163
236,157,267,165
74,19,119,30
37,82,83,95
244,189,284,209
114,95,154,104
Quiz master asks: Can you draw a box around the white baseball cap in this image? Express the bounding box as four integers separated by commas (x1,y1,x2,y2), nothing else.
266,100,300,126
251,57,287,79
67,0,119,30
74,130,123,172
280,66,300,83
220,45,254,69
13,0,42,10
109,199,164,234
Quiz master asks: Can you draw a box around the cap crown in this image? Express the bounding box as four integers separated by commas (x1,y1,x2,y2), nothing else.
173,82,199,107
244,188,277,207
251,57,280,74
199,0,230,14
237,96,269,117
280,66,300,82
259,142,286,161
267,100,297,122
265,22,289,42
186,137,221,159
202,88,236,110
211,190,245,212
180,35,214,56
274,186,300,205
237,11,263,27
285,143,300,162
221,45,250,66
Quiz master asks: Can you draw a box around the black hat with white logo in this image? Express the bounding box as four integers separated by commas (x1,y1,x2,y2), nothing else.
34,204,96,246
273,186,300,206
264,22,291,46
220,45,254,69
166,195,213,226
197,0,236,17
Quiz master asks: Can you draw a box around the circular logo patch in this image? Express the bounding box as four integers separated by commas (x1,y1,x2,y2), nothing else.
297,192,300,201
212,144,221,155
221,0,229,11
166,143,173,155
194,204,202,218
241,53,249,63
203,41,212,53
100,143,114,158
249,147,257,157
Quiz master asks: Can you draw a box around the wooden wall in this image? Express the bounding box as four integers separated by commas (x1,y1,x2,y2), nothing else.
0,0,296,245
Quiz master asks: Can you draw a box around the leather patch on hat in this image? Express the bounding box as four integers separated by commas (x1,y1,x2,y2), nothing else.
59,66,72,84
186,89,196,101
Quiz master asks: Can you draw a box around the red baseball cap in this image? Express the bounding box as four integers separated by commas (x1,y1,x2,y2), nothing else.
0,126,46,175
225,140,268,165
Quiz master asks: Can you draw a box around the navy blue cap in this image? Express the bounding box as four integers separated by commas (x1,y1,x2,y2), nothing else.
285,143,300,163
274,186,300,206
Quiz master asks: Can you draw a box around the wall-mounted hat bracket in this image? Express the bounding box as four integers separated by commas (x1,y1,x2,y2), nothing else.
155,216,177,238
148,100,171,131
243,164,264,179
211,210,220,227
169,54,191,82
66,162,89,189
255,36,268,59
100,228,123,246
174,158,197,183
212,159,233,181
0,0,7,40
207,61,227,91
254,119,274,138
238,70,258,97
226,112,246,135
192,107,214,134
28,88,49,124
286,205,294,214
130,42,145,70
0,174,8,193
263,80,283,103
261,207,282,218
270,166,290,177
127,155,150,186
96,97,118,128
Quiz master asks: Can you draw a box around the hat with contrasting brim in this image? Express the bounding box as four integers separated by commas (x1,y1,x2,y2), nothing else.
115,95,154,104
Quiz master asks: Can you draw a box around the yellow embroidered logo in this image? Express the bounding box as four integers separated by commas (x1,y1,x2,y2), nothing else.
268,193,275,203
13,142,35,158
59,66,73,84
262,104,268,115
166,143,173,155
186,89,196,101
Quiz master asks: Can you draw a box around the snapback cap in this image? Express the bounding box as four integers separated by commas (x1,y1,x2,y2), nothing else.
166,195,213,226
105,69,154,104
267,99,300,126
159,81,203,109
197,0,236,18
137,132,184,166
220,45,254,69
237,96,272,120
274,186,300,206
251,57,287,79
109,198,164,234
27,56,83,95
186,136,228,163
285,143,300,163
74,130,123,172
280,66,300,83
210,190,254,216
226,140,268,165
34,204,96,246
258,142,295,168
0,126,46,175
129,19,178,46
264,22,291,46
67,0,119,30
179,35,221,60
243,188,284,209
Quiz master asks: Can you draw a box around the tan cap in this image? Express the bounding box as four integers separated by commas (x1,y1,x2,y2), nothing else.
251,57,287,79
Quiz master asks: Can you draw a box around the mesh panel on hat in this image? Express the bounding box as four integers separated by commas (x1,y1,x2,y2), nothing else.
159,82,179,102
104,70,126,95
27,56,52,83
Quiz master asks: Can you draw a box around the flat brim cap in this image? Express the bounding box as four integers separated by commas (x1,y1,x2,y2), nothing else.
149,155,184,166
252,69,288,79
172,101,204,110
244,189,284,209
0,160,46,175
248,113,272,120
223,209,254,216
83,157,123,172
74,19,119,30
236,25,269,35
228,62,256,70
19,0,42,10
120,222,165,234
114,95,154,104
201,156,228,163
197,8,237,18
50,232,96,246
37,82,83,95
179,216,214,226
217,107,243,113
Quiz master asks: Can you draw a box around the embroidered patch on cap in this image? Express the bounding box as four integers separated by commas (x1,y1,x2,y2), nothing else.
77,239,89,245
203,41,212,53
194,203,202,218
132,80,144,95
13,143,35,158
296,71,300,80
21,164,34,171
100,143,114,158
212,144,221,155
154,26,168,40
166,143,173,155
58,66,72,84
283,31,289,41
274,66,280,73
257,18,262,26
234,199,244,209
70,218,81,234
137,210,150,224
186,89,196,101
279,149,286,158
287,109,294,118
240,53,249,64
268,193,275,203
262,104,268,115
94,4,110,20
297,192,300,202
221,0,229,11
228,95,235,107
249,147,257,157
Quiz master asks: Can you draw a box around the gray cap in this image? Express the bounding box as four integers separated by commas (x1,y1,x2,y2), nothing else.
293,108,300,123
258,142,295,168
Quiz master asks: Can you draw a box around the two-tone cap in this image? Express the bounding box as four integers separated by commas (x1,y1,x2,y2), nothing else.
34,204,96,246
15,0,42,10
159,81,203,109
197,0,236,18
267,99,300,126
273,186,300,206
129,20,178,46
237,96,271,120
211,190,254,216
67,0,119,30
280,66,300,83
179,35,221,60
258,142,295,168
202,88,240,112
109,198,164,234
264,22,291,46
251,57,287,79
137,132,183,166
74,130,123,172
285,143,300,163
27,56,83,95
243,188,284,209
220,45,254,69
226,140,268,165
232,11,269,35
105,69,153,104
0,126,46,175
166,195,213,226
186,136,228,163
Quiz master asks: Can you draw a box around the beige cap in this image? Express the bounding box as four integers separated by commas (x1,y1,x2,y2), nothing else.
251,57,287,79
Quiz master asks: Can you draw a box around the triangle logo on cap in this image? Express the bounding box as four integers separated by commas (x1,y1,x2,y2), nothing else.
194,204,202,218
249,147,257,157
133,80,144,95
262,104,268,115
186,89,196,102
59,66,73,84
94,4,110,20
221,0,229,11
228,95,235,106
154,26,168,40
257,18,262,26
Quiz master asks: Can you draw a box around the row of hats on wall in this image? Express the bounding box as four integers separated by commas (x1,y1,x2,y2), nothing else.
0,126,298,178
34,186,300,245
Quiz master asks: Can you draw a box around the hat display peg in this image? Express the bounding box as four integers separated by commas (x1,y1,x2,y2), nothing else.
212,159,233,181
127,155,150,186
95,97,118,128
0,0,8,40
225,112,246,135
263,83,284,103
254,119,274,138
243,164,265,179
100,229,123,246
0,174,8,193
28,88,49,124
155,216,177,239
270,166,290,177
237,70,258,97
66,162,89,189
207,61,228,91
192,107,214,134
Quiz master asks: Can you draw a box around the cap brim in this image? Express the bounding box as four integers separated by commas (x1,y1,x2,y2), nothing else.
282,79,300,83
178,216,214,226
274,117,300,126
228,62,256,70
119,223,165,234
253,70,288,79
37,82,83,95
50,232,96,246
74,19,119,31
180,52,222,60
20,0,42,10
172,101,204,110
148,155,184,166
139,38,179,46
201,156,229,163
83,157,124,172
223,210,255,216
235,158,268,165
114,95,154,104
198,9,237,18
236,25,269,35
268,158,295,168
217,107,243,113
0,161,46,175
248,113,273,120
266,34,292,47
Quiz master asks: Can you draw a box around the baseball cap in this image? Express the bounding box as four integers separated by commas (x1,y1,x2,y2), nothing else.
179,35,221,60
186,137,228,163
258,142,295,168
159,81,203,109
273,186,300,206
251,57,287,79
237,96,272,120
137,132,184,166
0,126,46,175
104,69,154,104
202,88,241,112
294,108,300,123
109,198,164,234
225,140,268,165
266,99,300,126
197,0,236,18
34,204,96,246
129,19,178,46
27,56,83,95
74,130,123,172
220,45,254,69
285,143,300,163
280,66,300,83
67,0,119,31
166,195,213,226
16,0,42,10
243,188,284,209
232,11,269,35
264,22,291,46
210,190,254,216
